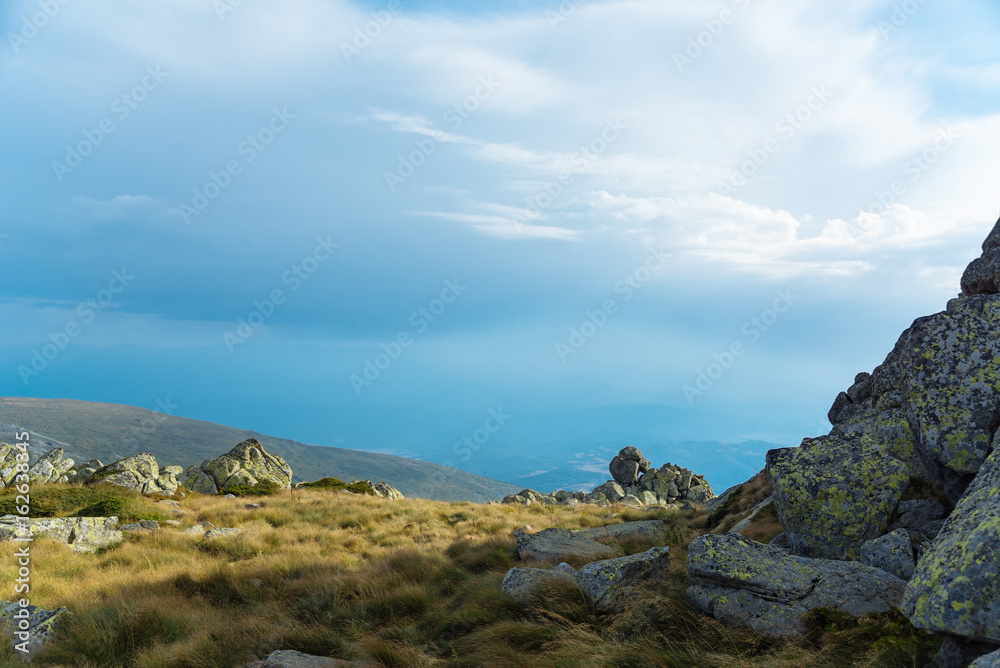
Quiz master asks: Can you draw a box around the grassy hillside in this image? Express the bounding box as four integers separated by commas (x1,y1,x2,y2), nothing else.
0,398,520,503
0,482,938,667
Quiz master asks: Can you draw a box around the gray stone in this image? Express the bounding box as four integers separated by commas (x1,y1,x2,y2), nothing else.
902,444,1000,643
89,453,178,496
728,497,773,535
0,516,122,553
27,448,75,484
687,533,907,637
592,481,625,501
574,546,670,611
890,499,949,532
621,494,641,506
616,446,651,472
500,566,577,603
182,525,206,536
204,527,241,540
371,481,403,499
930,638,1000,668
860,529,915,581
0,600,67,658
514,520,665,563
971,648,1000,667
240,649,379,667
182,439,292,495
609,456,640,486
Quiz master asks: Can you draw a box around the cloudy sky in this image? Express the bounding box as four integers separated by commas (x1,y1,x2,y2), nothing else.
1,0,997,488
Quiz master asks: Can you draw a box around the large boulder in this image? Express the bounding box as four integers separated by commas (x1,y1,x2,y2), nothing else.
372,482,403,500
89,453,178,496
961,215,1000,296
609,456,640,486
687,533,907,637
500,564,578,603
27,448,74,484
180,439,292,494
0,600,67,658
0,516,123,553
591,480,625,501
902,444,1000,643
514,520,665,562
767,434,909,559
860,528,915,581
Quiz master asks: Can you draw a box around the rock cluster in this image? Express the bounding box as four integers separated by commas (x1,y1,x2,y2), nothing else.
689,216,1000,663
502,446,714,507
88,453,183,496
179,438,293,494
0,515,123,553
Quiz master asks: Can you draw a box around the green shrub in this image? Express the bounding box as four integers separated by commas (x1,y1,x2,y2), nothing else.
77,497,126,518
225,481,284,497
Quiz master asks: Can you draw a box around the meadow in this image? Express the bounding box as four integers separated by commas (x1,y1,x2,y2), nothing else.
0,477,939,667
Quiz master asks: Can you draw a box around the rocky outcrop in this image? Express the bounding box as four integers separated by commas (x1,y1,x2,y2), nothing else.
0,600,67,659
27,448,75,484
502,447,714,507
687,533,906,637
180,439,292,495
502,547,670,612
514,520,666,562
372,482,404,500
0,515,123,553
88,453,180,496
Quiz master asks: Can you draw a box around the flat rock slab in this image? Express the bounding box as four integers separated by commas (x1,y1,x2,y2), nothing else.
0,516,122,553
241,650,378,667
687,533,906,637
0,600,67,658
514,520,665,562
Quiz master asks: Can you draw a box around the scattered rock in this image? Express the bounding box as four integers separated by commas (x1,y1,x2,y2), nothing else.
240,649,379,667
203,527,241,540
687,533,907,637
182,525,206,536
500,566,577,603
27,448,74,484
0,600,67,658
163,520,182,527
245,503,262,510
0,516,122,553
514,520,665,562
573,546,670,611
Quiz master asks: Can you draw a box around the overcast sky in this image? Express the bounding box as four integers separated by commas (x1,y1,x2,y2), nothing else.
1,0,998,483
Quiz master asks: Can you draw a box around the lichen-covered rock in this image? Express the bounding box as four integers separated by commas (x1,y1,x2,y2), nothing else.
372,482,403,499
902,444,1000,643
890,499,949,532
89,453,179,496
0,443,22,487
204,527,241,540
27,448,74,484
767,434,909,559
514,527,617,562
687,533,907,637
860,528,915,581
500,565,578,603
592,480,625,501
621,494,641,506
182,439,292,495
0,600,67,658
617,446,652,472
0,516,122,552
971,648,1000,667
961,216,1000,296
574,546,670,611
180,465,219,494
70,459,104,484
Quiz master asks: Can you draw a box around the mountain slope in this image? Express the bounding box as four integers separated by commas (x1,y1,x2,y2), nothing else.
0,397,520,503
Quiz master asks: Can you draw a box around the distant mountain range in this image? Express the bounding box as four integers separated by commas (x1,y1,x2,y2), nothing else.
0,397,521,503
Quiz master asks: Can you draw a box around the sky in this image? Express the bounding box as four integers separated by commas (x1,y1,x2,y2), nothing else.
1,0,999,492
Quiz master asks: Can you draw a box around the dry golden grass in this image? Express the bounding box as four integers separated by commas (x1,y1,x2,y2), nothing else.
0,484,939,668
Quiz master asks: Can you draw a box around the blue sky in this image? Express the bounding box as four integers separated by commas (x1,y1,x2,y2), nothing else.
1,0,999,491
